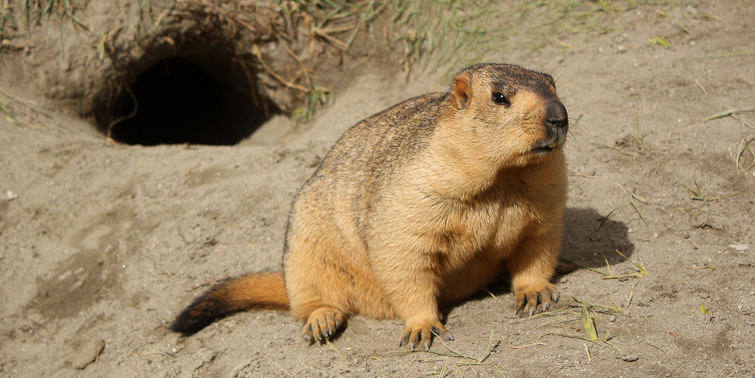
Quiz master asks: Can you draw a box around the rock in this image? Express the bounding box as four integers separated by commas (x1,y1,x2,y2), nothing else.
5,190,18,201
68,339,106,369
728,244,749,251
620,355,639,362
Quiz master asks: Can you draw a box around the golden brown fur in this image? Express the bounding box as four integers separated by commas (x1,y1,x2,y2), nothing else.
171,63,569,349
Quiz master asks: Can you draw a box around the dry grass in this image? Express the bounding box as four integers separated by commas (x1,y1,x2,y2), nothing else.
541,247,650,354
1,0,697,122
390,0,678,79
0,86,54,129
674,173,739,203
18,0,89,31
1,0,15,34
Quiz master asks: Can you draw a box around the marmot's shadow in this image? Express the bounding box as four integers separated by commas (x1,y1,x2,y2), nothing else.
560,207,634,270
456,207,633,303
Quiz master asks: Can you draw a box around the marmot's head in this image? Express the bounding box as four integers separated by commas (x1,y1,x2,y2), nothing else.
443,63,568,167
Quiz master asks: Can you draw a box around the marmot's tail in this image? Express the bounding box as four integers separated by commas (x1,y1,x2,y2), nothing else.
170,272,288,335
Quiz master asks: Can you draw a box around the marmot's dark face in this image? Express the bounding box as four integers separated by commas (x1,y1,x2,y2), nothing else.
532,100,568,156
451,63,569,166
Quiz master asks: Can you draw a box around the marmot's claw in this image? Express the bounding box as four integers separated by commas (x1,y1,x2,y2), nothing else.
514,282,559,317
302,307,346,344
399,319,452,349
433,327,454,342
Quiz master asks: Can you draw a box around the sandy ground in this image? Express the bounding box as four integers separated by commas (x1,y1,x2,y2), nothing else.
1,1,754,377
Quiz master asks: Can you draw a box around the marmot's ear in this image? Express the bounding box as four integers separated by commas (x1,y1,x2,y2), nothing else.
452,73,472,110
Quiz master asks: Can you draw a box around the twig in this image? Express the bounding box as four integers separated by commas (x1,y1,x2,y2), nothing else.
583,343,591,361
644,338,668,354
597,207,621,230
568,167,602,179
314,26,350,49
559,258,607,276
478,331,495,363
252,44,309,93
627,280,638,308
107,83,138,140
682,51,755,62
630,201,650,229
618,185,662,205
703,109,755,122
282,42,313,89
0,85,38,106
693,78,707,95
510,342,548,349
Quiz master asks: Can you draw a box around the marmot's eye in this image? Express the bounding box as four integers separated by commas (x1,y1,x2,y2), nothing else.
492,92,509,105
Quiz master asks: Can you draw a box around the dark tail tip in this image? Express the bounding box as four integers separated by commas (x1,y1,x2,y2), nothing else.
169,305,223,336
169,288,235,335
169,272,288,335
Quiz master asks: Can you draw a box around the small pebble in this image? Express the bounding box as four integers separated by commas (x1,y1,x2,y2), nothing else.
728,244,749,251
69,339,106,369
5,190,17,201
620,355,639,362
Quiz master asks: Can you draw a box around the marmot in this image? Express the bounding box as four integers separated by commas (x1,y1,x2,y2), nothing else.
171,63,568,349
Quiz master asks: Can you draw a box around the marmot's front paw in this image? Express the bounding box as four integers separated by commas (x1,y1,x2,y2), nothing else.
398,317,454,350
302,307,346,342
514,282,559,317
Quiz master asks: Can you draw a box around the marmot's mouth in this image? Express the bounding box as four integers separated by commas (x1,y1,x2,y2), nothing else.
533,138,560,155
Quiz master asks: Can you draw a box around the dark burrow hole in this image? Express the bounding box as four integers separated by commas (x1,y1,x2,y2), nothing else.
103,55,273,146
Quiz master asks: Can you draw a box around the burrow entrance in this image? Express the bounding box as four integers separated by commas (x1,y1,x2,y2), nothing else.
94,49,278,146
83,1,371,147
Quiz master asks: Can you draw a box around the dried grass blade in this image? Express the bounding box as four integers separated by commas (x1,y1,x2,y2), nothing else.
581,306,598,342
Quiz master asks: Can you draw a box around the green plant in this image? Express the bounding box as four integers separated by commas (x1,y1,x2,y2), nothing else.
292,85,332,123
674,173,739,202
1,0,17,48
18,0,88,31
0,94,20,124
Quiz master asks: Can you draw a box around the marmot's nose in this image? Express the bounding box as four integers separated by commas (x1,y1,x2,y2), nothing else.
545,102,568,129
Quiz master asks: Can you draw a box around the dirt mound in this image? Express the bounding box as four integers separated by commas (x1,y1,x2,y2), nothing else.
2,0,391,145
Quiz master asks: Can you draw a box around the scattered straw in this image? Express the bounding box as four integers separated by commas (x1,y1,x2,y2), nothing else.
583,342,591,361
269,358,296,377
626,280,638,308
629,201,650,229
330,359,366,378
511,342,548,349
581,306,598,342
703,109,755,124
674,173,740,202
559,258,607,276
597,207,619,230
694,78,708,95
390,356,417,378
644,338,668,354
615,249,647,276
682,51,755,62
252,44,309,93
